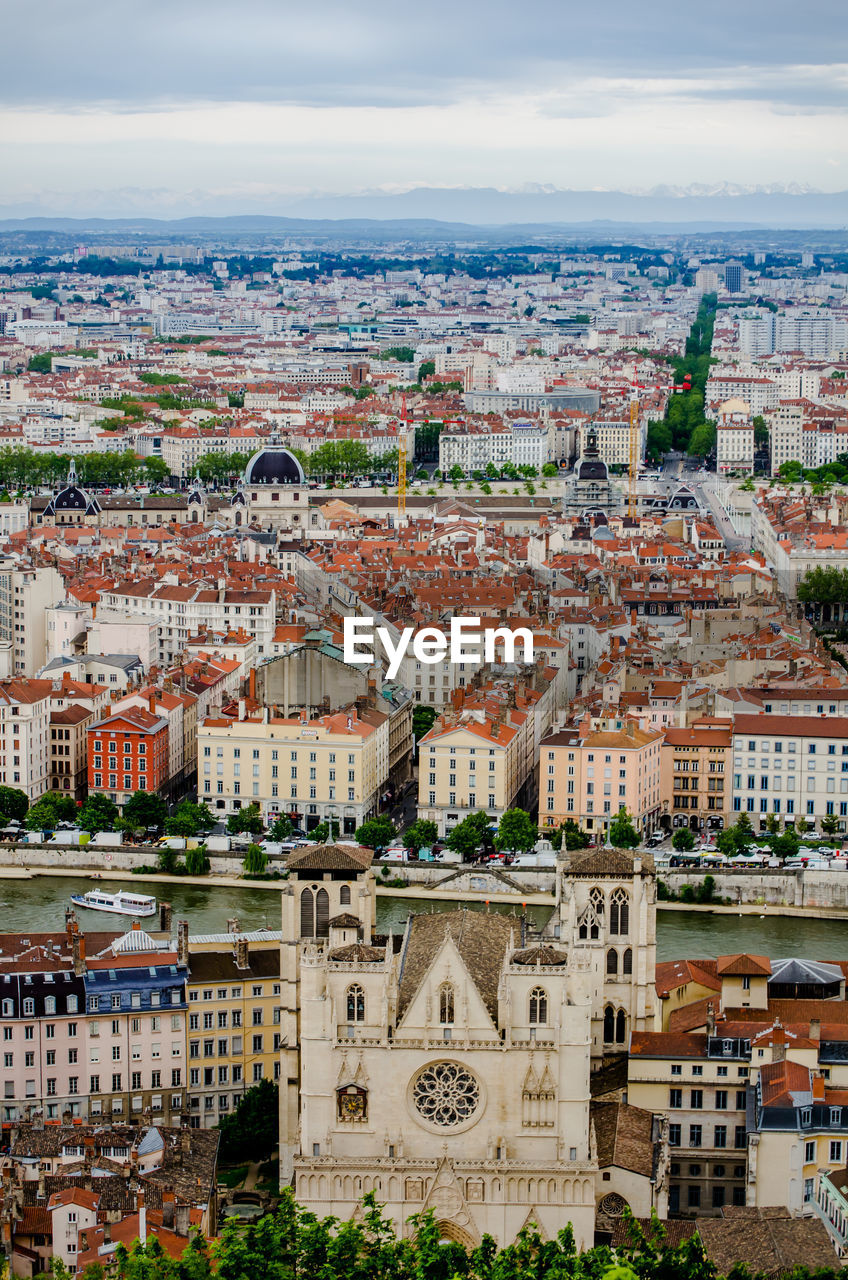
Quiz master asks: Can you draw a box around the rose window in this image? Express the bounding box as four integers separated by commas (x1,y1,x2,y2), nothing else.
412,1062,480,1127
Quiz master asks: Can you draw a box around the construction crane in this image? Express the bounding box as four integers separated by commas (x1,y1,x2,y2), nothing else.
628,387,641,520
397,394,407,519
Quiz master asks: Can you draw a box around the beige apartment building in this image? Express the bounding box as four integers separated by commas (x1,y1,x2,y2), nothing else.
197,705,389,834
539,719,663,840
659,718,732,834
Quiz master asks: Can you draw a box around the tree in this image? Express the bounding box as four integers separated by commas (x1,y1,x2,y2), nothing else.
0,786,28,822
310,819,340,843
717,812,754,857
216,1078,279,1162
354,816,396,849
268,814,293,841
448,464,464,483
753,414,769,446
608,807,640,849
418,360,436,382
798,566,848,608
542,462,559,477
79,794,119,834
142,456,170,485
244,843,268,874
773,828,800,859
445,810,492,861
165,801,216,837
413,705,437,743
556,819,590,850
688,422,716,457
495,808,536,853
404,819,438,855
226,803,264,836
24,793,77,830
645,421,672,463
122,791,167,832
821,812,841,837
671,828,696,852
185,846,210,875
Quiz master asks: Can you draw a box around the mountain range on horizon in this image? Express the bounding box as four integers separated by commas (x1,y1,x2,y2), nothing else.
1,184,847,233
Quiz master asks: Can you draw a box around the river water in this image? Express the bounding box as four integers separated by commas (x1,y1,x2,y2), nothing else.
2,877,847,960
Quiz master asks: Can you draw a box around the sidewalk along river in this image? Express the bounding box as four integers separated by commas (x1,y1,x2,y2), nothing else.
1,878,847,959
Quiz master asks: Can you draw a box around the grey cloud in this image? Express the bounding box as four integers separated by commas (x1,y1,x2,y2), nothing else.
2,0,846,110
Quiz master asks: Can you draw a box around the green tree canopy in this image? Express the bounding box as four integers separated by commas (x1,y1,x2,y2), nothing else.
164,801,216,837
267,814,293,841
244,843,268,874
495,808,536,852
672,828,696,851
354,815,396,849
688,422,716,457
608,807,641,849
404,819,438,854
216,1078,279,1162
79,793,119,834
24,792,77,830
122,791,168,831
227,803,264,836
798,566,848,606
0,786,28,822
445,810,492,861
413,705,438,743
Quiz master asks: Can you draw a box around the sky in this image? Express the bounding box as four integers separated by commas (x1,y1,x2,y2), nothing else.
2,0,847,218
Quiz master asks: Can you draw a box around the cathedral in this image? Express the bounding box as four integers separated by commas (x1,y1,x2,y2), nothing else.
279,843,665,1246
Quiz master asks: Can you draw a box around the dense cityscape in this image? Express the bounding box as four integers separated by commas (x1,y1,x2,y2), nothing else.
0,225,845,1276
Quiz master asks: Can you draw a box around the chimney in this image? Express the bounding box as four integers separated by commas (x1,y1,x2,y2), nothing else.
706,1002,716,1037
235,939,249,970
227,917,240,935
249,668,256,700
177,920,189,966
238,699,246,721
102,706,110,718
772,1017,786,1062
72,932,86,976
159,902,172,933
137,1190,146,1244
162,1195,175,1230
148,692,156,715
810,1018,821,1043
174,1202,190,1237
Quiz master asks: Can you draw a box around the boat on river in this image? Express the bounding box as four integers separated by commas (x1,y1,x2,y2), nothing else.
69,889,157,917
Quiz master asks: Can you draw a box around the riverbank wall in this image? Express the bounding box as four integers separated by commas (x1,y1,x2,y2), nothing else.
663,869,848,911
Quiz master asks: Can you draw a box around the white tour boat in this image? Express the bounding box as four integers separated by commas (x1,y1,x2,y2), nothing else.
69,889,157,917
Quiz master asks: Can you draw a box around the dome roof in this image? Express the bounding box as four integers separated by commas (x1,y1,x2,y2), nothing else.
244,447,305,486
54,487,88,510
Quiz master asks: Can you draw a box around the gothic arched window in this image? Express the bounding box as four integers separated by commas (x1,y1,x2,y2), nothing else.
300,888,314,938
616,1009,627,1044
339,884,351,906
316,888,330,938
346,984,365,1023
606,948,618,976
439,984,455,1024
590,887,605,919
529,987,548,1025
609,888,630,936
603,1005,615,1043
623,948,633,975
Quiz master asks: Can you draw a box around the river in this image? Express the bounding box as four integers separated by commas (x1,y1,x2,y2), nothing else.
2,877,847,960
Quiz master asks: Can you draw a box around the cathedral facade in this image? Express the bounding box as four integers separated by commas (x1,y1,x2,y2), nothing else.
279,843,663,1246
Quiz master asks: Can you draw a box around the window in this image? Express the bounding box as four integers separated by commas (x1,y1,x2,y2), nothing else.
609,888,629,935
670,1088,682,1108
714,1125,727,1149
439,984,454,1024
606,949,618,976
805,1140,816,1163
689,1125,702,1148
690,1089,703,1109
529,987,547,1025
716,1090,728,1110
735,1126,747,1148
831,1140,843,1163
669,1124,681,1146
346,985,365,1023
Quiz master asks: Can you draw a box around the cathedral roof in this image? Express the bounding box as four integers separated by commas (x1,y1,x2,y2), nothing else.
564,849,654,877
329,913,362,928
286,843,373,873
397,909,514,1022
328,943,384,963
512,945,567,966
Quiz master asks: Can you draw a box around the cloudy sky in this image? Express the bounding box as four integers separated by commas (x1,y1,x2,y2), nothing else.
2,0,847,217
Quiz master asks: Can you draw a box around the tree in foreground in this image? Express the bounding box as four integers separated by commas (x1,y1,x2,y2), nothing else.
25,792,77,830
671,828,696,852
0,786,28,822
122,790,168,832
404,818,438,854
165,800,216,837
226,803,264,836
244,843,268,875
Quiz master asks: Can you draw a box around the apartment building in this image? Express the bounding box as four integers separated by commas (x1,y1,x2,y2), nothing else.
539,721,663,840
81,925,188,1127
660,719,732,834
716,400,754,478
98,579,277,664
629,1027,751,1217
0,563,65,677
197,704,389,833
111,686,198,800
50,703,94,801
184,932,281,1128
730,714,848,833
86,705,169,811
0,678,53,801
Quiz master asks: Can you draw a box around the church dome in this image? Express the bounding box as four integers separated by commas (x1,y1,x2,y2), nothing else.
244,447,305,486
54,487,88,510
